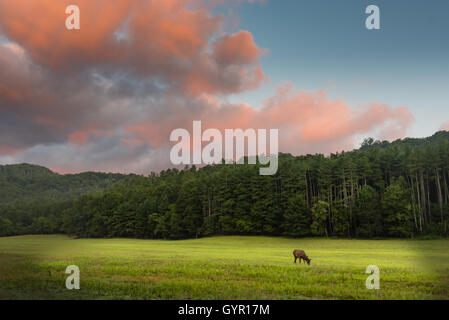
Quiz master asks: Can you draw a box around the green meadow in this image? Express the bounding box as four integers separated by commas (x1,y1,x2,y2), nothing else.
0,235,448,300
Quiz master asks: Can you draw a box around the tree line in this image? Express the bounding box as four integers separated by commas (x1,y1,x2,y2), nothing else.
1,131,449,239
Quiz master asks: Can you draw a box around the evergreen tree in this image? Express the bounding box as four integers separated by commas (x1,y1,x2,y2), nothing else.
282,193,311,237
382,177,413,237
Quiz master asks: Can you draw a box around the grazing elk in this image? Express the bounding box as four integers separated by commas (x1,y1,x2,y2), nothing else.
293,249,312,265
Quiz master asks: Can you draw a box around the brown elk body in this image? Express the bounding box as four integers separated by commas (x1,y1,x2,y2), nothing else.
293,249,311,265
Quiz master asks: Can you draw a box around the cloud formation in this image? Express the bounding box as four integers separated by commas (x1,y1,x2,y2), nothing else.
0,0,415,174
0,0,265,95
440,121,449,131
126,83,414,156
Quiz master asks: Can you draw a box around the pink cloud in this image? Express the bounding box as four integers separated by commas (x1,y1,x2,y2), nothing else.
213,31,263,65
440,121,449,131
68,127,116,146
0,0,265,96
0,145,25,156
126,84,415,157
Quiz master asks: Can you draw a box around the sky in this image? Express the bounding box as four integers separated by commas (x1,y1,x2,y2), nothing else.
0,0,448,174
229,0,449,137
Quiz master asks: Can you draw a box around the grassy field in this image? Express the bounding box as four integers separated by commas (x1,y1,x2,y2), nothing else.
0,235,448,300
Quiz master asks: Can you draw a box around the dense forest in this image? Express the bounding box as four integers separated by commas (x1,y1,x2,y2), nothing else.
1,131,449,239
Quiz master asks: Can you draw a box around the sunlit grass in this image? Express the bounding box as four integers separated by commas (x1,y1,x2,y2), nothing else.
0,235,448,299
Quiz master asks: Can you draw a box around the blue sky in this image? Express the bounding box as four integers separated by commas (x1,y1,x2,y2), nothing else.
227,0,449,138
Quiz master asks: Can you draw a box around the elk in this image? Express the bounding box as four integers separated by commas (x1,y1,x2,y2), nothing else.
293,249,311,265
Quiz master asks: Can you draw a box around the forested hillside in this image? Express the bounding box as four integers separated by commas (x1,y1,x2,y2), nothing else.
0,164,130,235
1,131,449,239
0,163,131,204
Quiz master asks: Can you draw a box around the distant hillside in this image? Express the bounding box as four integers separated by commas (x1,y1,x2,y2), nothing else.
0,163,131,205
0,163,55,179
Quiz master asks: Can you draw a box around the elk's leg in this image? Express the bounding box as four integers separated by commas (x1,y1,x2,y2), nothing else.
294,257,297,264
